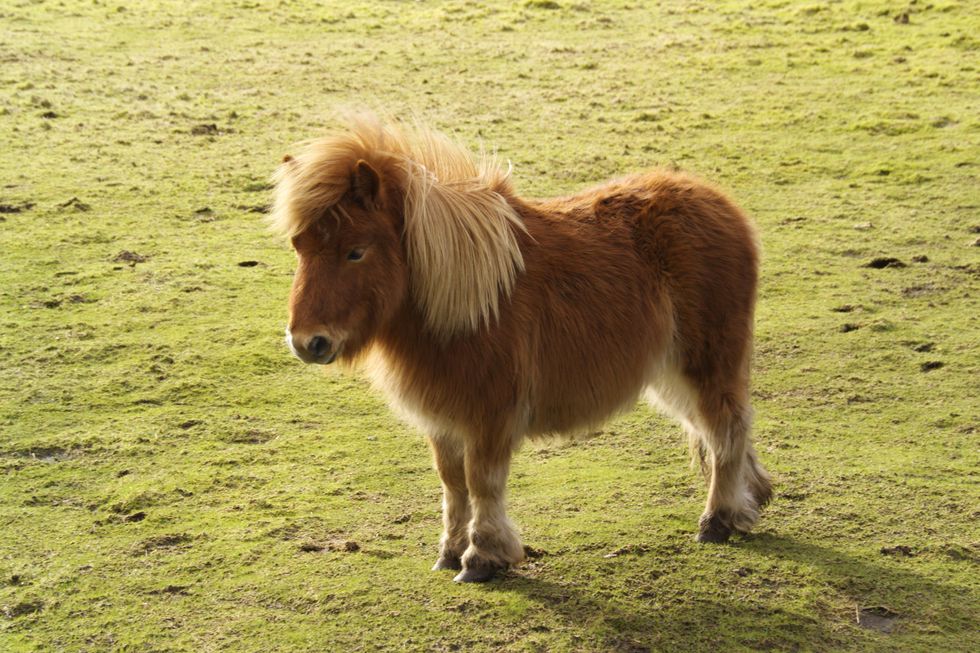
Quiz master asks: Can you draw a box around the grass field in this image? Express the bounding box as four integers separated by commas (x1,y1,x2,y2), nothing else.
1,0,978,651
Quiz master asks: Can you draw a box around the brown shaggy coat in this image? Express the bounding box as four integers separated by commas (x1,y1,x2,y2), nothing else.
273,115,772,582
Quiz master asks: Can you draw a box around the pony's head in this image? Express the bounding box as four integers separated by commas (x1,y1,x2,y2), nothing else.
269,113,526,365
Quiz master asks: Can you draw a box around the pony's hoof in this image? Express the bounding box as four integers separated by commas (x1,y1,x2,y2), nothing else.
432,554,462,571
696,513,733,544
453,565,499,583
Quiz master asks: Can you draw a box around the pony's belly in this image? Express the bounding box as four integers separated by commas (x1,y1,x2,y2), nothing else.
364,337,669,440
525,395,641,439
525,368,653,437
523,338,677,438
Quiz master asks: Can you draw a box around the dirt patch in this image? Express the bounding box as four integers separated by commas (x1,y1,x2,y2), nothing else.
880,545,914,557
0,202,34,213
135,533,193,554
113,250,147,265
57,197,90,212
3,600,43,619
864,257,906,269
190,123,220,135
148,584,191,595
193,207,215,222
236,203,268,214
950,263,980,278
857,606,899,633
237,260,259,267
943,544,976,562
6,446,77,463
225,428,275,444
299,540,360,553
602,544,649,558
920,361,944,372
902,283,943,298
839,323,860,333
298,541,324,552
778,491,808,501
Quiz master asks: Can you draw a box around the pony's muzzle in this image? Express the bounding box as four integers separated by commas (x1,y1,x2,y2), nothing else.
286,328,339,365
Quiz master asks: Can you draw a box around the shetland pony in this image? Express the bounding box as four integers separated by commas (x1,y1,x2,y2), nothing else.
271,114,772,582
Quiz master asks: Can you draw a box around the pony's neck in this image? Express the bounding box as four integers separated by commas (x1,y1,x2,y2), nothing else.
376,301,444,360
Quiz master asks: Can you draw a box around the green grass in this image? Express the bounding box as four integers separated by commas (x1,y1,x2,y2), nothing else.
1,0,977,651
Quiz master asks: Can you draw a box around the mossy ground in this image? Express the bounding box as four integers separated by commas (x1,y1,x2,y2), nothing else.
1,1,977,651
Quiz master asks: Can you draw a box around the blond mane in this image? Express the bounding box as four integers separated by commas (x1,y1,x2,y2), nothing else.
269,113,527,339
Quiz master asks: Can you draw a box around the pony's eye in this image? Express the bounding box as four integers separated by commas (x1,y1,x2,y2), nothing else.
347,248,365,262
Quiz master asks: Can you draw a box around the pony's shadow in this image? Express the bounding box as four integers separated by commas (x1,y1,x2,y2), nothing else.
478,533,971,651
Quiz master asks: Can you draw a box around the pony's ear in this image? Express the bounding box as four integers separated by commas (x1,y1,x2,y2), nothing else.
350,159,381,208
277,154,297,177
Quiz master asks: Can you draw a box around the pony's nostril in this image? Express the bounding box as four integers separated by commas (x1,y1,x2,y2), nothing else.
308,336,330,358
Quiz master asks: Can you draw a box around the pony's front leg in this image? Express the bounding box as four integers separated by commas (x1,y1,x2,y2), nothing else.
454,432,524,583
427,433,470,571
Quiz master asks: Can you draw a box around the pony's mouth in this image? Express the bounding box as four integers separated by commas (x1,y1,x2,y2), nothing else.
317,346,341,365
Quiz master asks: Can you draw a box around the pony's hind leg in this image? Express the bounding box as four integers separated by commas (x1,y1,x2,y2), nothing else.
427,433,470,571
693,392,772,543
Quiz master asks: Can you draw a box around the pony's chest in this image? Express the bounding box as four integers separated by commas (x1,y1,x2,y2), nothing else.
363,349,475,436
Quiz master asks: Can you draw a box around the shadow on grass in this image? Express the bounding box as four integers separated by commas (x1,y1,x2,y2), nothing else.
478,533,973,652
743,533,976,630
